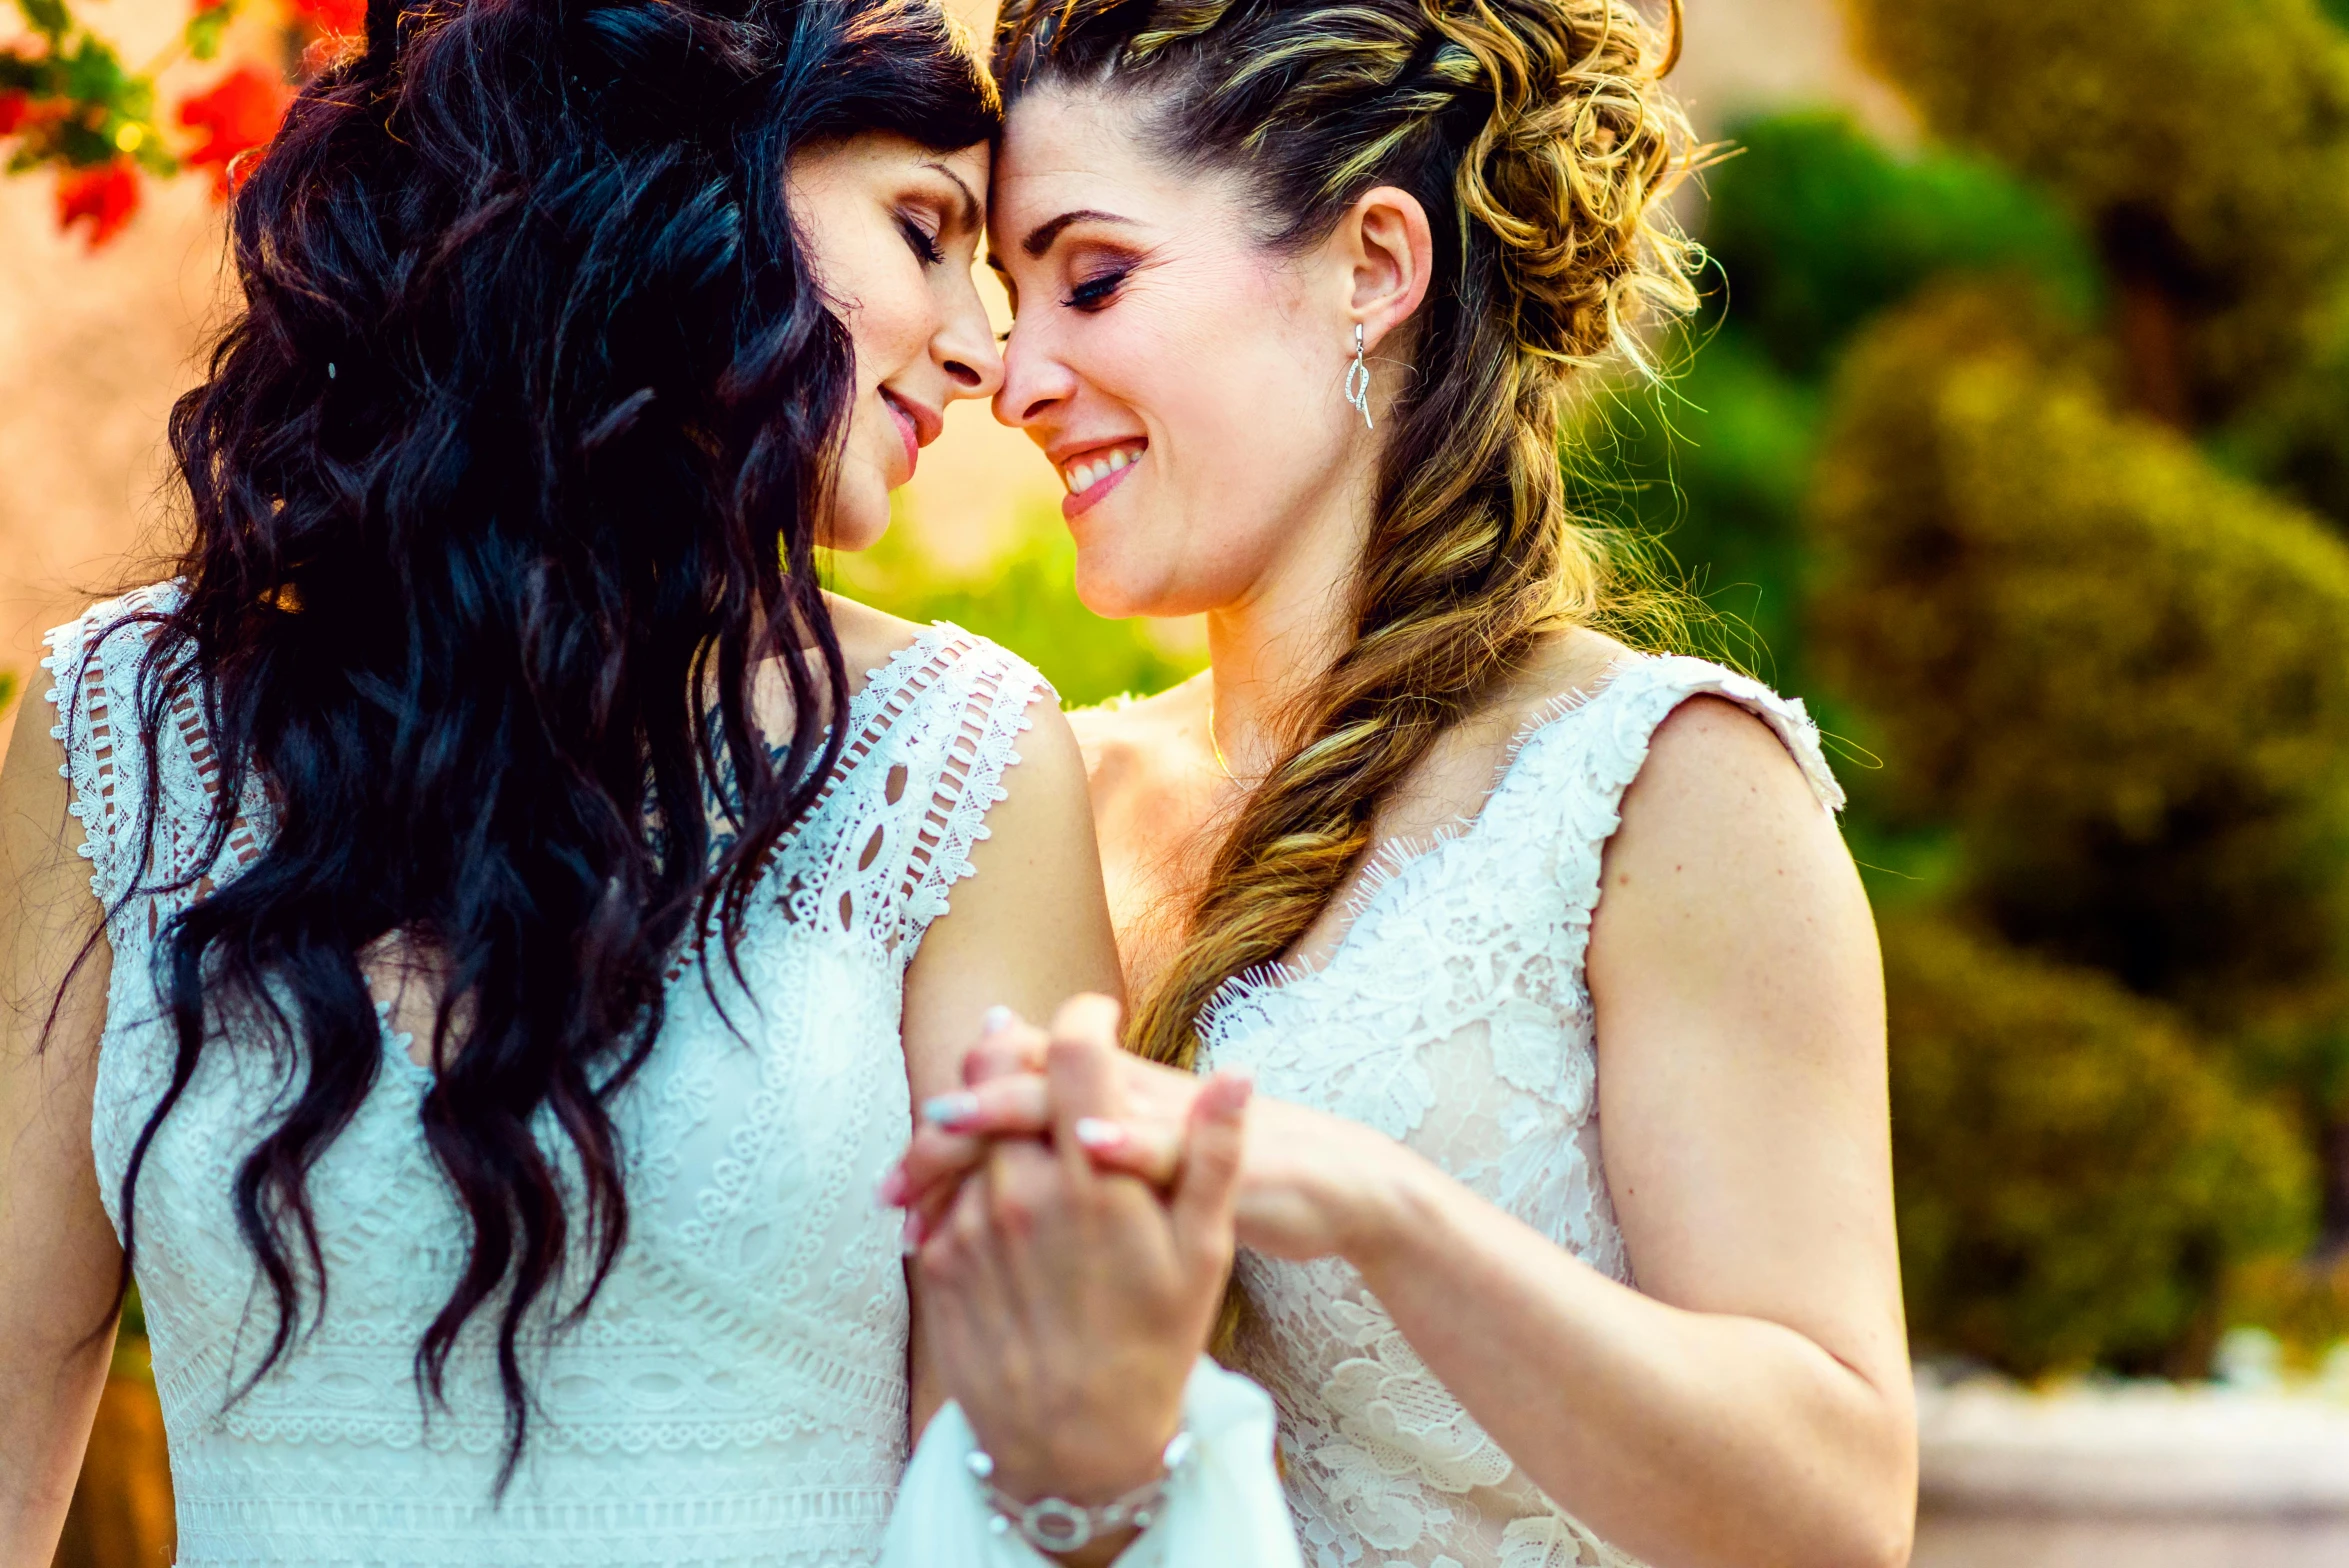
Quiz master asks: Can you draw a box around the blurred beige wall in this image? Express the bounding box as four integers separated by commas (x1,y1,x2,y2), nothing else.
1675,0,1912,141
0,0,1898,763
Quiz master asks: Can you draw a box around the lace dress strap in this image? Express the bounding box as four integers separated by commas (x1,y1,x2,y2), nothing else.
873,629,1052,963
40,580,269,958
761,625,1051,969
1506,652,1842,937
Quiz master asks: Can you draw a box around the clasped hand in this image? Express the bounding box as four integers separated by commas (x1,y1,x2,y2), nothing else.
900,994,1254,1557
889,1003,1426,1324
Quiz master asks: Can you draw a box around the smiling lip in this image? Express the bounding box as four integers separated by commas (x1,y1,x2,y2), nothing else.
880,390,924,481
1056,440,1146,520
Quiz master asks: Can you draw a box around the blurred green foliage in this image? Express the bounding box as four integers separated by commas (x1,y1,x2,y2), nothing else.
1811,284,2349,1016
1810,286,2349,1366
1572,110,2096,684
1885,912,2311,1378
1848,0,2349,419
1570,330,1819,677
1702,111,2101,378
829,507,1203,710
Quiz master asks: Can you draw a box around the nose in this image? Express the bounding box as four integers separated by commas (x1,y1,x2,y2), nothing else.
937,272,1004,404
992,317,1079,432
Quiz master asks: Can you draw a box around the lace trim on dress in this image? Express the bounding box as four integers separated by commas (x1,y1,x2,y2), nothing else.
42,579,272,956
897,647,1039,948
690,624,1045,970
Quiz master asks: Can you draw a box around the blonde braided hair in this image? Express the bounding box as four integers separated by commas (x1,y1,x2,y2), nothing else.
994,0,1701,1076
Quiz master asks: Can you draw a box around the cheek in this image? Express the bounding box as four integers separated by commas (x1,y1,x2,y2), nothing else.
835,244,936,390
1098,308,1343,595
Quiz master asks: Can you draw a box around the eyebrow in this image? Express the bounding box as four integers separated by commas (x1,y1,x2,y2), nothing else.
1019,208,1139,258
923,161,984,233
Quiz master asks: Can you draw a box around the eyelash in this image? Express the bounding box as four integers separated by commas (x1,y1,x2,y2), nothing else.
898,216,944,267
1063,269,1130,311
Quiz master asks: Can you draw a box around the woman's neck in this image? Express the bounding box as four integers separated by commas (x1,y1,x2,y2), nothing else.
1200,459,1376,778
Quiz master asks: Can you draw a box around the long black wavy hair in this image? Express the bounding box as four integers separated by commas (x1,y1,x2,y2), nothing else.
97,0,995,1480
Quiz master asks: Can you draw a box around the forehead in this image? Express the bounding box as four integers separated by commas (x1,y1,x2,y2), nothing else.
994,89,1168,210
989,85,1246,240
797,131,991,196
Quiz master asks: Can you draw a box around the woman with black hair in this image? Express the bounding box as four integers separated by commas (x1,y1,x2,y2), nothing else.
0,0,1290,1562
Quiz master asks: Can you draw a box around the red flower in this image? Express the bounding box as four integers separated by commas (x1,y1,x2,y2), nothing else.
179,66,292,196
56,162,142,249
291,0,368,38
0,90,27,138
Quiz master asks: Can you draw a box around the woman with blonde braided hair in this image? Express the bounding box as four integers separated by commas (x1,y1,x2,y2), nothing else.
886,0,1917,1563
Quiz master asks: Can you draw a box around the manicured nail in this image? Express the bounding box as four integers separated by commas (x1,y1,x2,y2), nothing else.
874,1165,907,1208
1074,1117,1126,1150
981,1005,1016,1036
900,1211,924,1255
922,1092,979,1128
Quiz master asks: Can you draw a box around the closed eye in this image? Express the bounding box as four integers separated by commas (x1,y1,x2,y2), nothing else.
898,215,945,268
1064,269,1129,311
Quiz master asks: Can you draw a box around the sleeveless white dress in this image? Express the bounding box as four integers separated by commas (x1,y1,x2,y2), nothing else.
1197,656,1845,1568
41,580,1048,1566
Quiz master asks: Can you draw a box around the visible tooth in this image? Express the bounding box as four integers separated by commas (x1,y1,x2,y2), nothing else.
1081,462,1104,490
1108,449,1130,472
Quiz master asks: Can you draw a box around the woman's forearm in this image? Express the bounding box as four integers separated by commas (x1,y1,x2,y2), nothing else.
1345,1155,1915,1568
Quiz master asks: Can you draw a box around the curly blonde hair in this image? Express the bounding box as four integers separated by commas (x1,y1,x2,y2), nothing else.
993,0,1702,1074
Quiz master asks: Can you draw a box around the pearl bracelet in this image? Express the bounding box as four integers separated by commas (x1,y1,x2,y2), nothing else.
965,1427,1197,1554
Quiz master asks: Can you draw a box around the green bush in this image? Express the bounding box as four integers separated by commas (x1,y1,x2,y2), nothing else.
1885,912,2312,1378
829,510,1202,709
1811,283,2349,1017
1847,0,2349,418
1564,109,2099,683
2213,286,2349,530
1703,110,2101,379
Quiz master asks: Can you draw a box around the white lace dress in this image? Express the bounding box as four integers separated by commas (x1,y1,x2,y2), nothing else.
41,581,1047,1566
1196,656,1845,1568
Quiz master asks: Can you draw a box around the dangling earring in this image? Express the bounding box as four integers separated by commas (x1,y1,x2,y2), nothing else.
1344,323,1374,432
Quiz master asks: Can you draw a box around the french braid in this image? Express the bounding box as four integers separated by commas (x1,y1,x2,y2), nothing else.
994,0,1700,1071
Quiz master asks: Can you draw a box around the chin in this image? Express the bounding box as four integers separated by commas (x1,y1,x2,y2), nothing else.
1071,546,1180,621
822,477,893,554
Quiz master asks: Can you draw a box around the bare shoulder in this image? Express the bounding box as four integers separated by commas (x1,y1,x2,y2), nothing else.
1633,687,1831,833
1601,684,1861,939
822,593,932,693
1066,679,1203,809
996,690,1092,815
2,684,106,1075
0,687,88,882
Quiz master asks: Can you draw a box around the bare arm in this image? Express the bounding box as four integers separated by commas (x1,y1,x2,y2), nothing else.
1338,697,1913,1568
0,689,124,1564
898,691,1125,1439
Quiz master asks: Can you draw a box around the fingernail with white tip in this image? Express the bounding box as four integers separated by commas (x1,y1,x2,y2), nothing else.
981,1005,1016,1035
900,1211,924,1255
1074,1117,1126,1150
923,1092,979,1128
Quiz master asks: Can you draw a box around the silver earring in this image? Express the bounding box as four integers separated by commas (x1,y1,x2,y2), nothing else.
1344,324,1374,431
